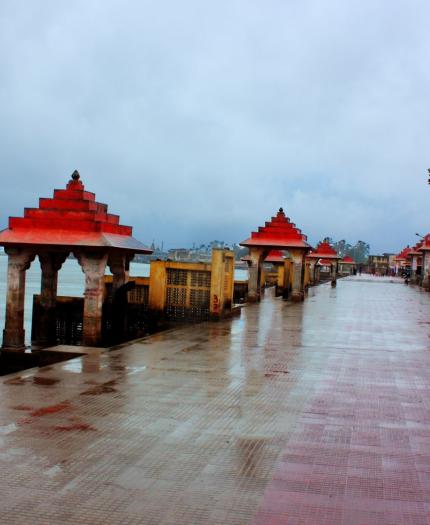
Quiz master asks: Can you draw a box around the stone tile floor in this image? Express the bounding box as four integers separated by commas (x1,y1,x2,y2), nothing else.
1,276,430,524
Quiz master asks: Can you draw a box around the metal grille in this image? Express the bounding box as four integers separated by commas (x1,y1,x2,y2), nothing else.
190,288,210,306
128,285,149,305
167,269,188,286
190,271,211,288
105,281,149,306
32,296,84,346
166,286,187,306
165,268,211,320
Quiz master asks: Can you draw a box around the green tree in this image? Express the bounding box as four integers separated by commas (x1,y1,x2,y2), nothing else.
349,240,370,263
333,239,352,258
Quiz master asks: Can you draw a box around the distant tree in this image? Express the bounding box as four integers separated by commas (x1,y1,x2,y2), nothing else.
333,239,352,258
328,239,370,263
233,246,248,260
350,240,370,264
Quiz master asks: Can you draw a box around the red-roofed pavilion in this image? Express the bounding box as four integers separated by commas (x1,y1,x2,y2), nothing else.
264,250,293,298
339,256,356,276
407,241,423,284
0,171,152,351
264,250,286,263
419,235,430,289
240,208,311,301
394,247,412,275
307,241,341,286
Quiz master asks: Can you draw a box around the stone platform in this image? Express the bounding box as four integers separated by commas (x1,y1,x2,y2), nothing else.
1,276,430,524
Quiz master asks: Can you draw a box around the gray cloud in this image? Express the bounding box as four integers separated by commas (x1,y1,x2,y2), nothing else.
1,0,430,252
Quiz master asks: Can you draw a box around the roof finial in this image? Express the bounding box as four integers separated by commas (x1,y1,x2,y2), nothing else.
71,170,80,181
279,207,284,213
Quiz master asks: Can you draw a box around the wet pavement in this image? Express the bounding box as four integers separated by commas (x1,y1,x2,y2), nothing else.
1,276,430,524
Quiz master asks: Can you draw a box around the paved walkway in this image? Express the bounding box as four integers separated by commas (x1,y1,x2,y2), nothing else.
1,276,430,524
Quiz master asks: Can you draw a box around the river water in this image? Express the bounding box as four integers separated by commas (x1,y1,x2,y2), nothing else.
0,256,248,345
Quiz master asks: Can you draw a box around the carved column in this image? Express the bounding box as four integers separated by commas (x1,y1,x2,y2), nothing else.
289,249,305,302
410,255,418,284
309,260,316,285
247,248,264,302
422,251,430,290
2,248,35,351
331,261,337,287
108,253,130,293
76,251,108,346
36,252,68,346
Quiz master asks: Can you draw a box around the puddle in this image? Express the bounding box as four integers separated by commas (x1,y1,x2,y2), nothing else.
30,402,71,417
33,377,60,386
80,380,117,395
54,423,96,432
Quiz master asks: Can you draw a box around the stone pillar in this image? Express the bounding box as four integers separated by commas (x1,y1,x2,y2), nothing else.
247,248,264,302
36,252,68,346
289,249,305,302
411,255,418,284
76,251,108,346
422,251,430,290
2,248,35,352
276,263,285,297
108,253,129,294
331,261,337,287
309,260,316,285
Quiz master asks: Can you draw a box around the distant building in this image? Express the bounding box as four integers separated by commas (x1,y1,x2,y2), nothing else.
168,248,192,260
368,253,395,274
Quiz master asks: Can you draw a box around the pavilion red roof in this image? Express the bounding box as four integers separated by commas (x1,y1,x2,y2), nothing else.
307,241,340,260
395,247,412,261
240,208,311,250
408,241,423,257
0,171,152,254
342,256,355,264
265,250,287,263
317,258,334,266
419,234,430,252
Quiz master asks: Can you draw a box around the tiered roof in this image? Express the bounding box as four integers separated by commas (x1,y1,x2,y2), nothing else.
408,241,424,257
0,171,152,253
395,246,412,261
265,250,287,263
307,241,340,260
240,208,311,250
317,258,335,266
419,235,430,252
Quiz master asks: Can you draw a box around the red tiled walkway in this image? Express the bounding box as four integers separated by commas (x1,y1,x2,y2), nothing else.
253,277,430,525
1,276,430,524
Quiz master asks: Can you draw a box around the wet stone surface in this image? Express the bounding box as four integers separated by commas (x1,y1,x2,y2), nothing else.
1,276,430,524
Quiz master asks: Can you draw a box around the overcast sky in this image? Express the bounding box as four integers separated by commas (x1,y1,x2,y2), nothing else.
1,1,429,253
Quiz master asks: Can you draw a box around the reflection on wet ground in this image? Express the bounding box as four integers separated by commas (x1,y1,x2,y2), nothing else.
1,276,430,523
